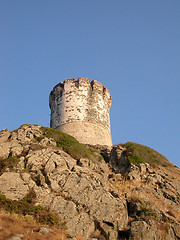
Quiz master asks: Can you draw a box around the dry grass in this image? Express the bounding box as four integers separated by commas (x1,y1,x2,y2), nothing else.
112,178,180,224
0,210,71,240
158,164,180,182
110,178,144,195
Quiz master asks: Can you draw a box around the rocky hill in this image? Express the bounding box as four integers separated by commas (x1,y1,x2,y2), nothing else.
0,124,179,240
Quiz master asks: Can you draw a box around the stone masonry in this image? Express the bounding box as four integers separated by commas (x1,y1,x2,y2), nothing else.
49,78,112,146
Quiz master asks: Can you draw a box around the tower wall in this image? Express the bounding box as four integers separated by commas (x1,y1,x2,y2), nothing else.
49,78,112,146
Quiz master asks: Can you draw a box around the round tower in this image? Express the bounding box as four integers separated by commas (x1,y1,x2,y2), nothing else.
49,78,112,146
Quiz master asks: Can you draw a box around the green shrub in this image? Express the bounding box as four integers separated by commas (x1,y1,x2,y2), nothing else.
127,154,145,164
120,142,170,167
128,195,160,221
0,190,63,226
38,126,98,161
0,156,20,175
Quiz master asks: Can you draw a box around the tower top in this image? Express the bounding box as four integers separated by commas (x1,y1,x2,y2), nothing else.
49,78,112,146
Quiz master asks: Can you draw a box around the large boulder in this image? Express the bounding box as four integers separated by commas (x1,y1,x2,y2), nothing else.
0,128,10,144
129,220,162,240
0,172,35,200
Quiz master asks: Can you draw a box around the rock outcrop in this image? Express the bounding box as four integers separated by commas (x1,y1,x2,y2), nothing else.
0,124,179,240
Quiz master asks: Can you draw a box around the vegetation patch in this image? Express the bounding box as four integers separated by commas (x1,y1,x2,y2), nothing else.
127,195,161,221
119,142,170,167
0,190,64,227
36,126,99,161
0,156,20,175
18,124,39,129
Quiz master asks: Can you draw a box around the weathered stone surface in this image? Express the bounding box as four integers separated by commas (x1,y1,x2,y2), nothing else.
165,225,175,240
101,222,119,239
172,223,180,239
129,220,162,240
0,124,180,240
51,196,78,221
0,142,11,159
24,144,128,239
16,124,42,143
39,137,56,147
60,171,105,205
8,234,24,240
110,145,130,173
33,185,52,206
0,128,10,143
147,173,164,185
78,158,91,168
8,237,21,240
49,78,112,146
90,191,128,230
139,163,147,174
39,227,51,234
16,234,24,239
10,142,23,157
66,212,95,239
0,172,31,200
0,140,23,159
49,169,128,237
26,148,54,171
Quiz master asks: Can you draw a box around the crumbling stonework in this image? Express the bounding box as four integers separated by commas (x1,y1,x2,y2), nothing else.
49,78,112,146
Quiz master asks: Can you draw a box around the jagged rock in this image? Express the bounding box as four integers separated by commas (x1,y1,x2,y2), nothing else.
8,235,24,240
0,128,10,143
90,191,128,231
0,124,180,240
66,212,95,239
128,171,141,181
110,145,130,173
86,144,112,163
16,125,42,143
8,237,21,240
36,172,46,186
127,198,144,216
172,223,180,239
0,172,34,200
115,173,123,181
39,227,51,234
0,140,23,159
129,220,162,240
78,158,91,167
139,163,147,174
101,222,118,239
165,225,175,240
147,173,164,185
10,143,24,157
39,137,56,147
0,142,11,159
33,185,52,206
51,196,78,221
16,234,24,239
127,164,141,181
26,148,54,171
9,131,18,140
47,155,128,238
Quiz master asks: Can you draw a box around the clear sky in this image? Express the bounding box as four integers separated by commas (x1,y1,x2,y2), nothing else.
0,1,179,167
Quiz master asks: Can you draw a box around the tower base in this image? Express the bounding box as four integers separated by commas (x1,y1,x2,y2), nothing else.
55,121,112,147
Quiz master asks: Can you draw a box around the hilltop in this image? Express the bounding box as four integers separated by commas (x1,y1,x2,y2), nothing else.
0,124,179,240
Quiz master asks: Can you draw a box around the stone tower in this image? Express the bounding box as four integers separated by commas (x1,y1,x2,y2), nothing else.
49,78,112,146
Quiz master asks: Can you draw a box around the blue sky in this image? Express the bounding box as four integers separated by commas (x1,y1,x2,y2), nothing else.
0,1,179,167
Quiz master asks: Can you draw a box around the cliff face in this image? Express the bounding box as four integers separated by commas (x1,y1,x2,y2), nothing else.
0,125,179,240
